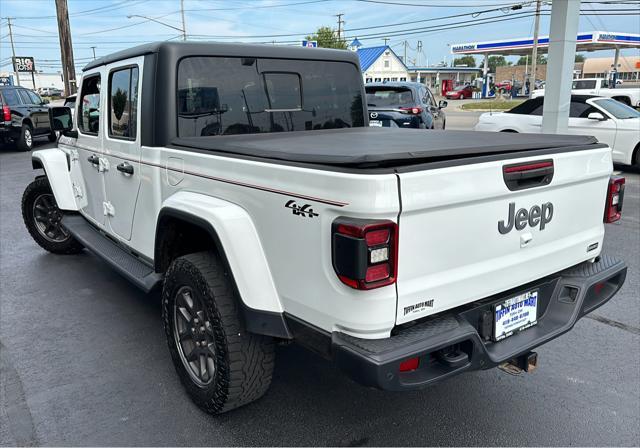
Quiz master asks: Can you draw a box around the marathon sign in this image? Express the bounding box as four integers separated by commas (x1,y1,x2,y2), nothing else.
13,57,35,73
452,44,477,53
302,40,318,48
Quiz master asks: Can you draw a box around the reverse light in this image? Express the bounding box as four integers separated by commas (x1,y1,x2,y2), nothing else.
332,217,398,290
2,105,10,122
604,176,625,223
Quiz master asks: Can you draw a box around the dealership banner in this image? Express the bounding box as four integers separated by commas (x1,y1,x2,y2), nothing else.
13,57,35,73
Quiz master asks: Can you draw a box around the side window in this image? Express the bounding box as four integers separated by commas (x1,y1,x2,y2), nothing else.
108,66,139,139
27,90,42,104
569,102,592,118
17,90,33,105
1,89,22,106
78,75,101,135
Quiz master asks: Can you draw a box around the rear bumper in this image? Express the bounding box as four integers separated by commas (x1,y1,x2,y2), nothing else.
332,255,626,391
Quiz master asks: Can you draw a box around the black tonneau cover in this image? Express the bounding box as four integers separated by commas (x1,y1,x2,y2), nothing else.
171,128,602,168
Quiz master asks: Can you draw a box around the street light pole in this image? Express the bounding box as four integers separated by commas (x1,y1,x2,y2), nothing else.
180,0,187,41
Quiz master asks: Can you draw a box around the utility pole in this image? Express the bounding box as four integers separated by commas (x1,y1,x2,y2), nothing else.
403,40,407,65
55,0,77,96
7,18,20,86
383,37,390,46
335,13,344,43
90,46,97,60
180,0,187,41
529,0,542,98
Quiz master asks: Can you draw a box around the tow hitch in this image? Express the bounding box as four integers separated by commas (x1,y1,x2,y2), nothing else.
498,351,538,375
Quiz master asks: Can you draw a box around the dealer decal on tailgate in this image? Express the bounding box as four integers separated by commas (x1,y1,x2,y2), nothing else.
404,299,435,316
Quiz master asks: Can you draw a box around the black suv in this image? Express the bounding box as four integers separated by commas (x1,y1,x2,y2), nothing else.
365,82,447,130
1,86,55,151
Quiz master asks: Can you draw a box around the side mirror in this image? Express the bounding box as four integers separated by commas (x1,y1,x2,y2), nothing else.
438,100,448,109
42,99,50,105
587,112,607,121
49,106,74,132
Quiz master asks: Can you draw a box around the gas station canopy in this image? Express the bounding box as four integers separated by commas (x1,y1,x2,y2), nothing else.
451,31,640,56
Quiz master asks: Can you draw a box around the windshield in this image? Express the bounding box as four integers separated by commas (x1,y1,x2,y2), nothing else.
365,87,414,107
572,80,597,90
594,98,640,119
454,85,468,91
177,57,364,137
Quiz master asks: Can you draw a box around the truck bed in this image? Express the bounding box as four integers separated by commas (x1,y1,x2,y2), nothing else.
171,128,603,169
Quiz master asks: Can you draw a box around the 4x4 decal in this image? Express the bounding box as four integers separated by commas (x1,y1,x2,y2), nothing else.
285,200,319,218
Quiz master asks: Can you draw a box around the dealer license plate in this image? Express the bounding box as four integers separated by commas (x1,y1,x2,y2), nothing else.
493,290,538,341
369,120,383,127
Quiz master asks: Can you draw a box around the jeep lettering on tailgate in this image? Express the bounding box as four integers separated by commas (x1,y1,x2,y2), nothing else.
498,202,554,234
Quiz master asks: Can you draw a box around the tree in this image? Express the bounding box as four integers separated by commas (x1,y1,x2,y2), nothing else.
487,55,510,73
305,26,347,50
453,55,476,67
574,53,585,63
516,54,547,66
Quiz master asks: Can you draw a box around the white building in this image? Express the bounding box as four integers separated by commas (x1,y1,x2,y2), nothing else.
356,46,410,83
0,71,66,90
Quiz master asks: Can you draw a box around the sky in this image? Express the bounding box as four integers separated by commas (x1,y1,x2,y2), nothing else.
1,0,639,74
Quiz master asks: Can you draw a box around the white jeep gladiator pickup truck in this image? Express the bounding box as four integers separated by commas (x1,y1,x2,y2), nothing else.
23,42,627,414
532,77,640,108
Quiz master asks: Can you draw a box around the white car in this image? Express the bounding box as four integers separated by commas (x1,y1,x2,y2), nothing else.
475,95,640,167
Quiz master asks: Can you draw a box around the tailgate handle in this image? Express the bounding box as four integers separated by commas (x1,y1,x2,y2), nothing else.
503,160,554,191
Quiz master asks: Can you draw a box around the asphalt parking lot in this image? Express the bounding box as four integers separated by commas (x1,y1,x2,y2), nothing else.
1,129,639,446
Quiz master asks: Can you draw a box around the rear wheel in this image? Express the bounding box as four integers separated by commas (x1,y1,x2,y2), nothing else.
21,177,84,254
17,124,33,151
162,251,275,414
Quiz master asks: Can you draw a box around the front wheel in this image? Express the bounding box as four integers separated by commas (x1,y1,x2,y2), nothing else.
21,177,84,254
162,251,275,414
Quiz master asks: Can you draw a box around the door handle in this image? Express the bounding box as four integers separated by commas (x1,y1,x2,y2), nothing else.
87,154,99,165
117,162,134,175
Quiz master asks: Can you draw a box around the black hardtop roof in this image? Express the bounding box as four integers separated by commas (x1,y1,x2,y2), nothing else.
172,127,601,168
83,41,360,72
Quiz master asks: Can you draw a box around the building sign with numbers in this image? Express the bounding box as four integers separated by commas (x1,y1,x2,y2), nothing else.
13,57,36,72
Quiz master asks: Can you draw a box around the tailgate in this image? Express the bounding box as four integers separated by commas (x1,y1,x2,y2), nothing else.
396,146,612,324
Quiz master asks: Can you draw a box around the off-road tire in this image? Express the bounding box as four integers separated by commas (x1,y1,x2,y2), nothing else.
162,251,275,414
17,124,33,151
21,177,84,254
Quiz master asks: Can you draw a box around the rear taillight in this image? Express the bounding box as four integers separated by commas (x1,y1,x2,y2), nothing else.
332,217,398,290
399,106,422,115
604,176,625,223
2,105,10,122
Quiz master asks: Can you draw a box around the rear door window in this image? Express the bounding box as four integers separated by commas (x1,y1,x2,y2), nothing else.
177,57,364,136
365,87,414,108
572,80,596,90
1,89,22,106
17,90,33,105
108,66,139,139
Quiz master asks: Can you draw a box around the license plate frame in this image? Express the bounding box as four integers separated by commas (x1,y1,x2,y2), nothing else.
493,290,538,341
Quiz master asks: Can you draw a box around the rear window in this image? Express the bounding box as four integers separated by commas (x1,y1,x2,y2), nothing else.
177,57,364,137
1,89,21,106
365,87,414,108
572,80,597,90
